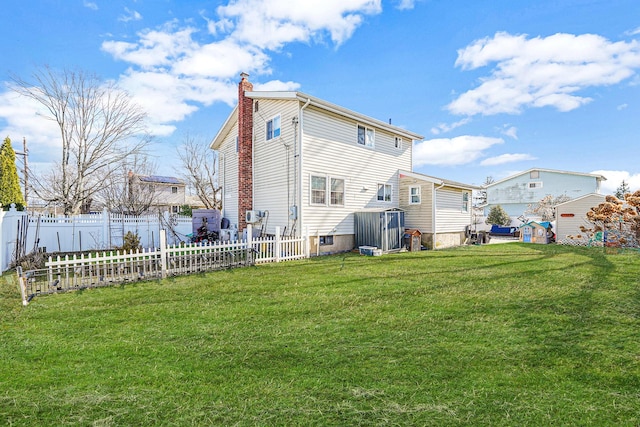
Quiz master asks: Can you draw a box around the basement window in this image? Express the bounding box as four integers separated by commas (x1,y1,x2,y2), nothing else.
319,235,334,246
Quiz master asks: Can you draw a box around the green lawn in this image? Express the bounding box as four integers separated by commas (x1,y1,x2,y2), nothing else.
1,243,639,426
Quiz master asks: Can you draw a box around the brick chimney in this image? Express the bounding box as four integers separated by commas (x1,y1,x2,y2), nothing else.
238,72,254,231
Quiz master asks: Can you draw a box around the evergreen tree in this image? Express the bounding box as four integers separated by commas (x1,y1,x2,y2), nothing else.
0,137,25,209
614,180,631,199
486,205,511,226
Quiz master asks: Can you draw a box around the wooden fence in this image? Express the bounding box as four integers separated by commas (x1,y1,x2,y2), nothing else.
16,225,308,305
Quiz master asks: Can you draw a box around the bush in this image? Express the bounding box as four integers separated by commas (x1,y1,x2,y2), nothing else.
486,205,511,226
118,231,142,252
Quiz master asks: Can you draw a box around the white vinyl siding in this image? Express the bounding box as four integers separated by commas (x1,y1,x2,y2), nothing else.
219,131,239,227
252,99,299,233
555,194,606,243
301,105,412,235
435,187,474,233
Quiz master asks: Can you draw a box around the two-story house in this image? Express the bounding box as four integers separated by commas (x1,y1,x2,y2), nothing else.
130,173,187,214
211,73,424,254
483,168,607,223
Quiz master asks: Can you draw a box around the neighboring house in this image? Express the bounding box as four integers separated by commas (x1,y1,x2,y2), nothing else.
211,73,423,254
483,168,606,222
399,170,479,249
555,193,606,244
132,174,187,214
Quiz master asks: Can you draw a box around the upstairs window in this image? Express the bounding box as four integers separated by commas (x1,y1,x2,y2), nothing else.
357,124,375,148
462,192,469,212
266,115,281,140
410,186,421,204
171,186,178,194
377,183,392,202
529,182,543,189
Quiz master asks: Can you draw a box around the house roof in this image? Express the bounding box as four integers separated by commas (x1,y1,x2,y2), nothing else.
210,90,424,149
137,175,185,185
554,192,606,208
485,168,607,188
399,170,480,191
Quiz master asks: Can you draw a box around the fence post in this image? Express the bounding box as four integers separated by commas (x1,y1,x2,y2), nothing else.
16,267,28,306
275,226,281,262
246,224,253,263
102,208,109,248
159,229,167,278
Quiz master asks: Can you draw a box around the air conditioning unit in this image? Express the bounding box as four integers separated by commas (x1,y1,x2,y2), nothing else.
246,210,263,223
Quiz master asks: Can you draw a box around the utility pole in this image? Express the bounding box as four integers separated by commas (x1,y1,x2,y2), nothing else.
14,137,28,208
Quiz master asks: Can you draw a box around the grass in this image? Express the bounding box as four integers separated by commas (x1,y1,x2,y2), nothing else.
1,243,639,426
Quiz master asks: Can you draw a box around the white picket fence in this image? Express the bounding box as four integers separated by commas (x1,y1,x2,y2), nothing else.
0,207,193,272
16,225,308,305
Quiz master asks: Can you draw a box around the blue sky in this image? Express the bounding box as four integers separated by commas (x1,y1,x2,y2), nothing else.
1,0,639,194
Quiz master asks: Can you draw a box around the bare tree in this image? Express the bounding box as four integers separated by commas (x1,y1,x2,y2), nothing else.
526,194,572,222
176,134,221,209
97,153,158,215
11,66,150,214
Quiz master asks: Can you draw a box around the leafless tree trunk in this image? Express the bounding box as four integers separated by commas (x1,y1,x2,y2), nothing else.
11,66,150,215
176,134,221,210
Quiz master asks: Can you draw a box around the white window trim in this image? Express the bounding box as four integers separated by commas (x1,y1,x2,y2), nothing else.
377,183,392,203
462,191,469,212
310,174,327,206
310,174,346,207
409,186,421,204
266,114,281,141
529,181,543,189
329,176,345,207
357,124,375,148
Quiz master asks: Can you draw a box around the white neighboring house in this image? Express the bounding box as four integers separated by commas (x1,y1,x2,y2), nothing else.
211,73,424,254
482,168,607,223
555,193,606,244
399,170,479,249
132,174,187,214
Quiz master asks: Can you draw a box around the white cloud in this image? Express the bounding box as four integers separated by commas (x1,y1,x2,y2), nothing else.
617,103,628,110
395,0,415,10
119,7,142,23
448,32,640,116
214,0,382,48
97,1,384,135
83,1,98,11
430,117,471,135
591,170,640,194
413,135,503,167
0,89,66,164
625,27,640,36
499,125,518,139
480,153,536,166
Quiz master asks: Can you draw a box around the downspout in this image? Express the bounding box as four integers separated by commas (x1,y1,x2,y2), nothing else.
298,98,311,240
433,181,445,249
